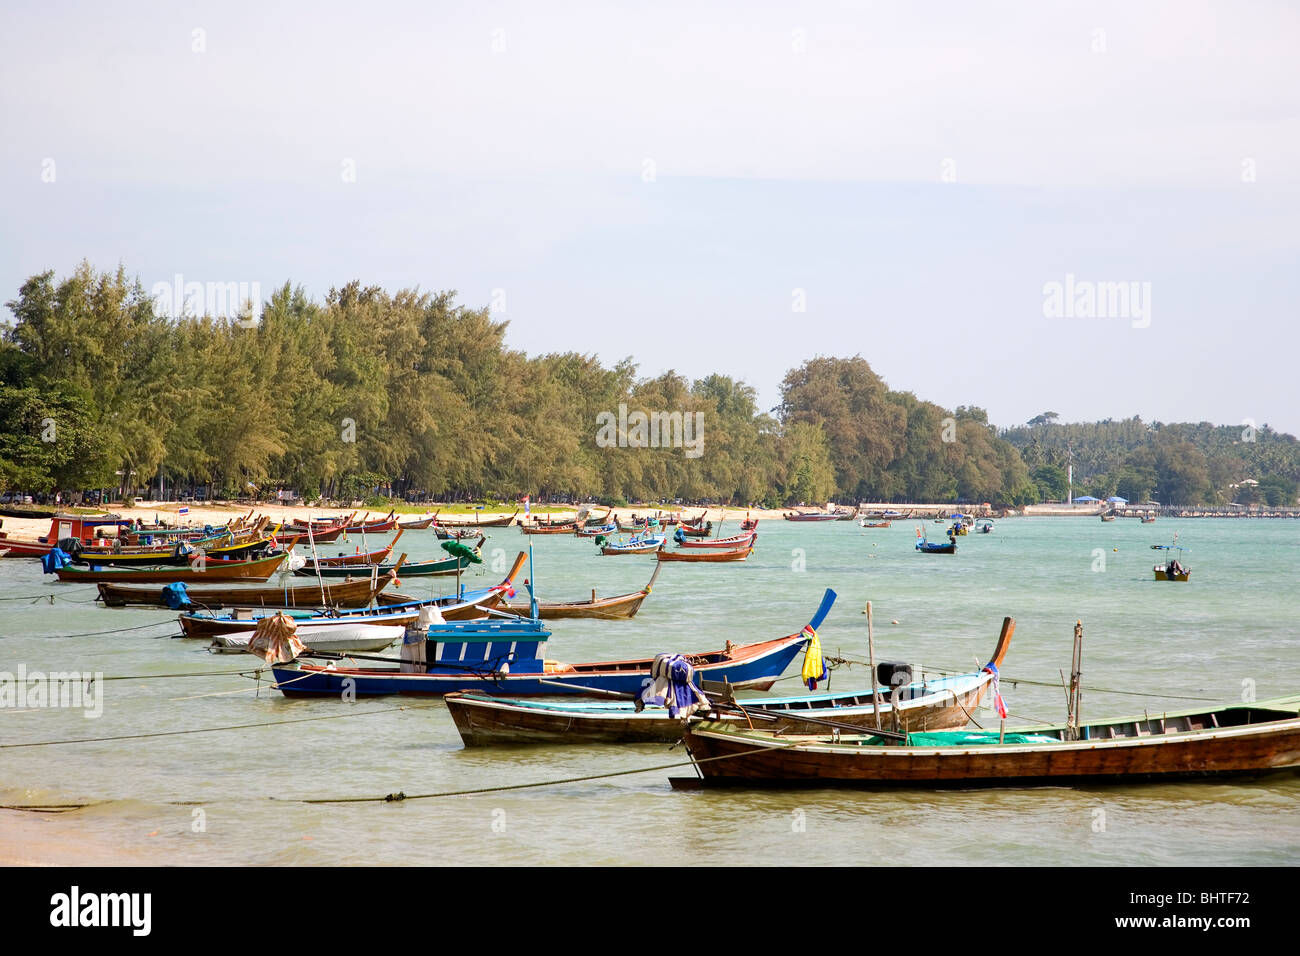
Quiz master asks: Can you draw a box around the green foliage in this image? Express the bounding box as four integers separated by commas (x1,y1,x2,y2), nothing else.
3,264,1294,508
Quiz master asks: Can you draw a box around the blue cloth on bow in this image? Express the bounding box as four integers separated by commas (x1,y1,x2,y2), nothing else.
636,653,709,718
41,548,72,574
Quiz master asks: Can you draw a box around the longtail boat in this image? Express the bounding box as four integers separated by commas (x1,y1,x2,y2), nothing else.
676,695,1300,789
269,589,829,698
96,574,394,609
295,539,483,578
782,510,843,521
500,564,662,620
298,529,403,568
520,518,579,534
1,513,141,558
916,540,956,554
673,521,713,538
596,532,666,555
672,529,755,548
657,541,753,562
179,576,518,639
54,550,289,584
210,623,405,655
446,614,1014,745
436,510,518,528
397,516,434,529
348,511,398,534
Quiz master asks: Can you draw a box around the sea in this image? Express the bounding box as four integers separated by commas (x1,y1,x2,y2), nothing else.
2,516,1298,865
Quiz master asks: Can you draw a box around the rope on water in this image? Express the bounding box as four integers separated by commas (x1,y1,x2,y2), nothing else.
287,739,809,804
823,655,1222,703
37,620,180,639
0,702,438,750
0,587,101,603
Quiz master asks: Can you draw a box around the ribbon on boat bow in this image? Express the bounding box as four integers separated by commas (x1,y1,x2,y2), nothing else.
982,661,1008,719
801,624,828,690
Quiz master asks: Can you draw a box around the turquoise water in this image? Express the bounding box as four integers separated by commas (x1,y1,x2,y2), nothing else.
2,516,1298,865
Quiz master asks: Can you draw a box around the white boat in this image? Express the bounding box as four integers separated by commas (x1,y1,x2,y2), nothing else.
209,623,405,655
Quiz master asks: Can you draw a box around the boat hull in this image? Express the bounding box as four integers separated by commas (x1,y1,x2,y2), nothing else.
55,552,288,583
272,633,806,698
682,703,1300,788
447,674,992,746
97,576,392,609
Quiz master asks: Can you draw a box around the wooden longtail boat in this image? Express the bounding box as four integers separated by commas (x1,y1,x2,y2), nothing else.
269,590,828,698
676,695,1300,788
673,521,712,537
284,514,354,542
446,615,1015,745
437,510,518,528
210,623,405,655
782,510,843,521
860,521,892,528
54,551,289,584
1,514,140,558
179,578,516,639
597,533,666,555
916,541,956,554
672,530,755,548
656,541,753,562
96,574,394,609
520,519,579,534
299,529,404,568
397,516,435,530
347,511,398,534
500,565,661,620
294,541,482,578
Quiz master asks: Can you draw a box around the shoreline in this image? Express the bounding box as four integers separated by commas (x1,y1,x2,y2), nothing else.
3,500,1297,543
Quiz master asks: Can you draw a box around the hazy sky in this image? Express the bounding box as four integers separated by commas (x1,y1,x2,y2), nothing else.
3,1,1298,433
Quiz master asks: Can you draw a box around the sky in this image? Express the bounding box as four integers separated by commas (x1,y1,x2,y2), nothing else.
2,0,1298,433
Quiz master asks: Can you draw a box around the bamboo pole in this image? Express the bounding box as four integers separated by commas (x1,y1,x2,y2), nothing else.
867,601,882,730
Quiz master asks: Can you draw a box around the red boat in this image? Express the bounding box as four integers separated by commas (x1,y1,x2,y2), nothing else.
0,514,139,558
674,530,756,549
301,528,404,568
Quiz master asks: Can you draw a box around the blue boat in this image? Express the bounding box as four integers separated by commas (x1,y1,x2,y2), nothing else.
596,531,667,555
270,588,837,698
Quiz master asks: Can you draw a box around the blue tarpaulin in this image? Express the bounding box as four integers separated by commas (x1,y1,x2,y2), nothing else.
162,582,191,609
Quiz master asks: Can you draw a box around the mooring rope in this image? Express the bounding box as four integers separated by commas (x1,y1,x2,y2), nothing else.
0,701,437,750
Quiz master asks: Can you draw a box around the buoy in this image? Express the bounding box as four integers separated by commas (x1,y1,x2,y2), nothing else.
891,619,900,625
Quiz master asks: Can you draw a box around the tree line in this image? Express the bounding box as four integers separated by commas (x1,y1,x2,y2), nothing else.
1,263,1295,508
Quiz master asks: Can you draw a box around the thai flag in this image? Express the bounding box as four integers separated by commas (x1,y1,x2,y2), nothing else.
178,507,189,515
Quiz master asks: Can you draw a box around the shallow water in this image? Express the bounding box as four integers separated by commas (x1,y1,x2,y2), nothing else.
2,516,1298,865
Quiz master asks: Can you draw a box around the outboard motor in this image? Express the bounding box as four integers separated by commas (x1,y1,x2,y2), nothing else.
876,661,914,693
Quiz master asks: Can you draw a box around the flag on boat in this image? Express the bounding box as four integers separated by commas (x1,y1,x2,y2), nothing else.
984,662,1008,718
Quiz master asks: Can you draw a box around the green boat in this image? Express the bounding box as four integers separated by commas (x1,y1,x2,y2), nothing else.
293,539,484,578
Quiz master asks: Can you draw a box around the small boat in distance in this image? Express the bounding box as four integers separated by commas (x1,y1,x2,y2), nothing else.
1152,540,1191,581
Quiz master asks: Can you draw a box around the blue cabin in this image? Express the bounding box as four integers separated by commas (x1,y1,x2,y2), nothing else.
423,618,551,675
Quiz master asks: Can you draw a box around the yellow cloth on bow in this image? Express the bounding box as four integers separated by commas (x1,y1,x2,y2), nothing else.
800,625,826,689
